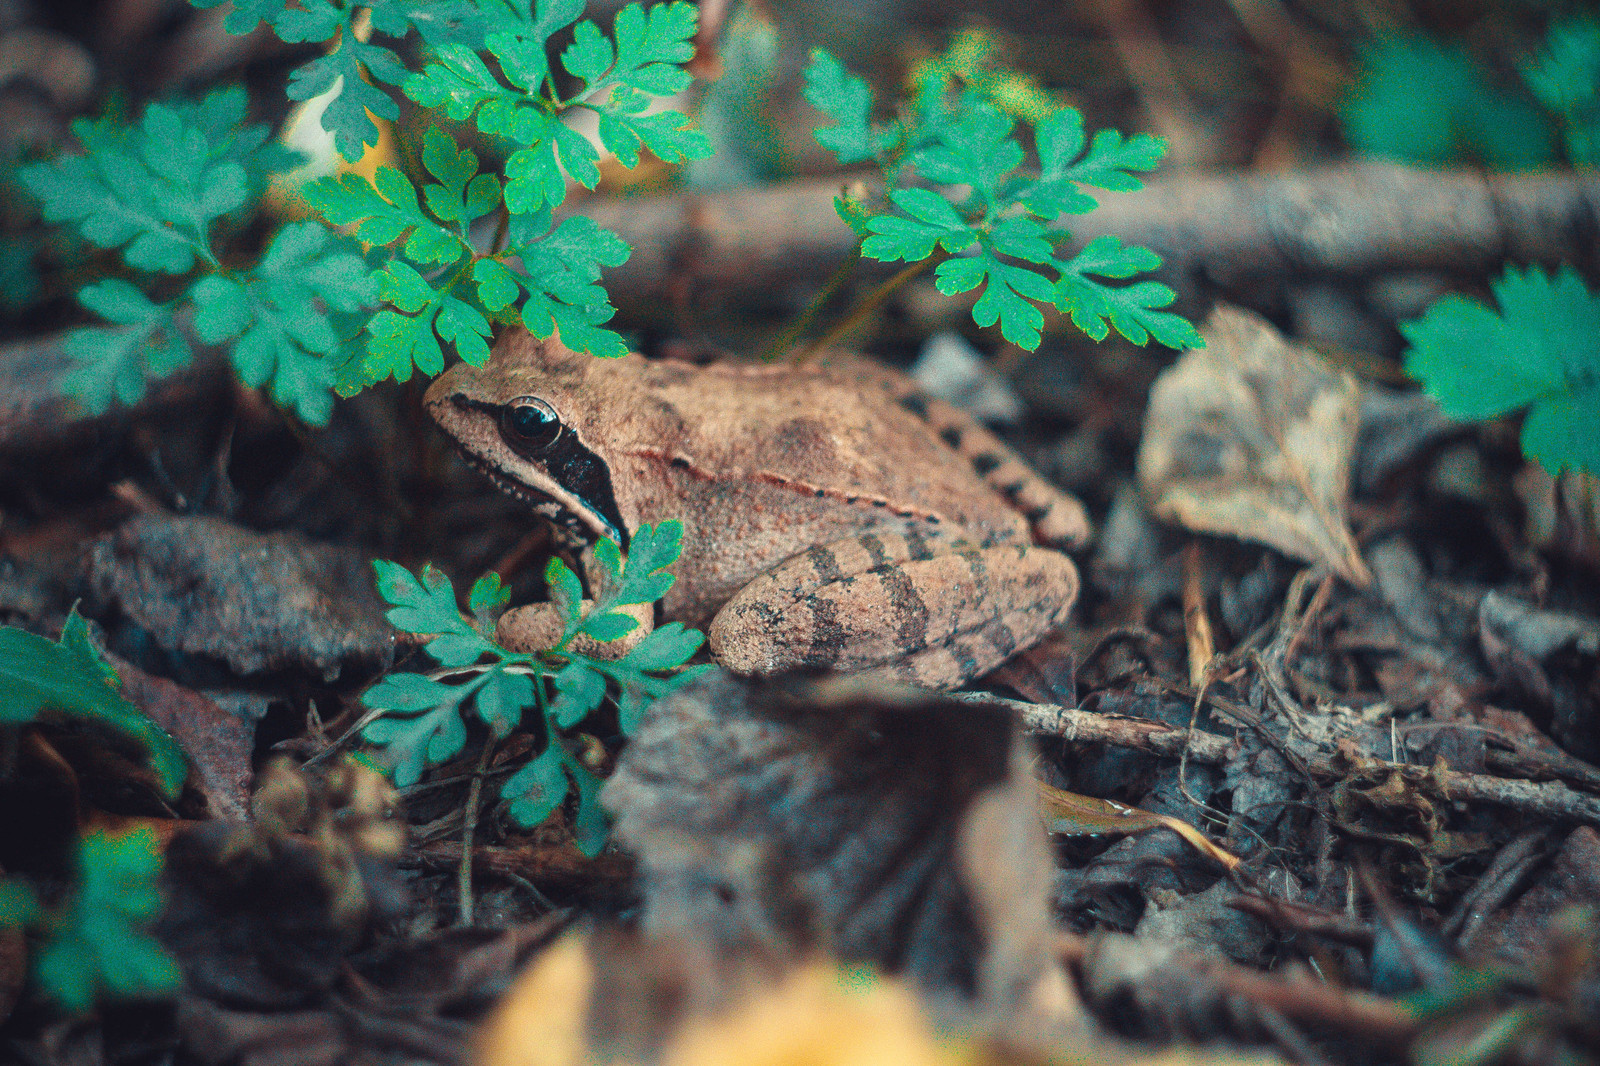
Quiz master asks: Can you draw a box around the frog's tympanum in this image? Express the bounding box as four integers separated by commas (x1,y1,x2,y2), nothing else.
424,331,1087,689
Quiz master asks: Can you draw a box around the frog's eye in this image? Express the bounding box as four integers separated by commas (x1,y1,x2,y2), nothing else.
500,397,563,453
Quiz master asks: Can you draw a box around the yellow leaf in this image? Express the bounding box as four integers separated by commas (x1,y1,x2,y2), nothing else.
474,935,591,1066
1036,782,1240,872
664,962,971,1066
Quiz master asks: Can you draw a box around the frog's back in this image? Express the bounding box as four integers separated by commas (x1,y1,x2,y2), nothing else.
636,351,1034,545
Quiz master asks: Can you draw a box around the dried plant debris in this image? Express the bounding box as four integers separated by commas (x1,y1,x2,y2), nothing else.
110,656,254,820
1478,590,1600,762
89,513,392,680
1138,305,1370,586
1475,827,1600,960
157,759,405,1010
601,670,1062,1012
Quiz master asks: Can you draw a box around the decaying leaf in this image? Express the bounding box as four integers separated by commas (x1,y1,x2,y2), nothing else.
600,671,1063,1012
1137,305,1371,586
1036,783,1241,873
89,514,392,681
158,758,406,1009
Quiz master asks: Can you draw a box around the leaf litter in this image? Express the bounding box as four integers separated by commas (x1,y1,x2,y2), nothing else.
4,6,1600,1066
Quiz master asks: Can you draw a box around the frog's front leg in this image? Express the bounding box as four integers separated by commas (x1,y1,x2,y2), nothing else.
494,548,655,659
706,528,1078,689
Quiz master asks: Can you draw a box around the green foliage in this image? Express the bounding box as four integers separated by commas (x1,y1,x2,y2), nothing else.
18,87,375,423
804,45,1201,352
299,0,710,385
0,608,188,799
405,0,710,211
1523,15,1600,167
189,0,482,161
1342,36,1556,170
306,127,631,386
7,828,181,1012
26,0,710,414
908,28,1059,126
362,521,707,855
1401,264,1600,477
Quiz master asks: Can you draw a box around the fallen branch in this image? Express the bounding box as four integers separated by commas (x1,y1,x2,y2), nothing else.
972,692,1600,828
582,163,1600,300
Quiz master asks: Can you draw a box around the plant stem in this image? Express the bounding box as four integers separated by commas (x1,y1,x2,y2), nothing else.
754,244,862,362
489,206,511,256
794,250,949,363
456,733,497,926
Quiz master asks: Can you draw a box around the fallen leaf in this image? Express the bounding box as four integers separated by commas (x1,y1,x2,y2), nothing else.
89,514,392,681
1137,305,1371,586
601,670,1062,1010
1036,783,1240,873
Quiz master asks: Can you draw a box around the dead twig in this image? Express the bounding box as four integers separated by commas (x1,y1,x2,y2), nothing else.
575,165,1600,302
971,692,1600,828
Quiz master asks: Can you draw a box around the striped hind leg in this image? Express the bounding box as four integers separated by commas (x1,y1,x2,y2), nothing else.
707,528,1080,689
894,392,1091,549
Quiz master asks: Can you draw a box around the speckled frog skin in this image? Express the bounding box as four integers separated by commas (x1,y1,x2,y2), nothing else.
424,330,1086,688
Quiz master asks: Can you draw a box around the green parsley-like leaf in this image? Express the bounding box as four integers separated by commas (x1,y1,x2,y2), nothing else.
1401,264,1600,476
1054,236,1200,348
861,187,975,262
804,43,1197,353
503,743,568,826
0,609,187,799
405,0,707,214
550,661,608,727
803,49,880,165
190,221,376,425
469,572,512,615
32,828,179,1012
1342,35,1556,170
567,3,712,169
195,0,482,161
568,758,609,856
59,281,192,415
362,700,469,787
375,560,475,636
475,667,535,736
361,547,704,843
503,213,632,359
1523,15,1600,167
910,99,1023,204
584,521,682,635
19,95,254,275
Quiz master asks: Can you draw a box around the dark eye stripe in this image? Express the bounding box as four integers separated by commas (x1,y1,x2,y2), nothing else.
455,394,630,547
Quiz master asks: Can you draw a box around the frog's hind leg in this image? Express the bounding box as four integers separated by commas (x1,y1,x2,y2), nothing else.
894,391,1090,549
707,529,1079,690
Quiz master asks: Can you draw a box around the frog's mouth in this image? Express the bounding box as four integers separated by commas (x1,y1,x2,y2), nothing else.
454,445,625,549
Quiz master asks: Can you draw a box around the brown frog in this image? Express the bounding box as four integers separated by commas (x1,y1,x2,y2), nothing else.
424,330,1086,689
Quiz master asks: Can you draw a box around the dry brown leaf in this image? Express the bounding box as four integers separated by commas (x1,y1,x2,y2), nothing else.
1036,782,1241,873
602,672,1062,1010
1137,305,1371,586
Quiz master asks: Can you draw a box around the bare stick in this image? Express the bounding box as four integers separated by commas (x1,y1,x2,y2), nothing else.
578,164,1600,301
963,692,1600,827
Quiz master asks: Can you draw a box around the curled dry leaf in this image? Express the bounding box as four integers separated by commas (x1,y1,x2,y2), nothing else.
1138,305,1371,586
1036,783,1241,873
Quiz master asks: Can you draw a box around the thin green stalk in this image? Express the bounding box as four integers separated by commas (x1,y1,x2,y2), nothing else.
457,732,497,926
794,249,949,363
755,244,863,362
